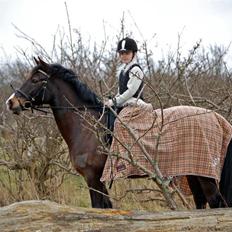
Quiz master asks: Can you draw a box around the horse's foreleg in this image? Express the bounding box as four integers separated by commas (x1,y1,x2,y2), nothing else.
86,173,112,209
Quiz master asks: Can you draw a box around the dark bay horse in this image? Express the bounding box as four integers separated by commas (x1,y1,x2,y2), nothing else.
6,57,232,209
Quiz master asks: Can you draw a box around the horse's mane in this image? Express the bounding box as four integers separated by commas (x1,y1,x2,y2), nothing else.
47,64,103,108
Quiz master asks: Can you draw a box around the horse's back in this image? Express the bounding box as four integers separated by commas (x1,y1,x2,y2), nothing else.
102,104,232,195
156,105,213,119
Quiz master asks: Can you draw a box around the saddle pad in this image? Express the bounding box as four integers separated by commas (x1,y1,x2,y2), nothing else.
101,105,232,194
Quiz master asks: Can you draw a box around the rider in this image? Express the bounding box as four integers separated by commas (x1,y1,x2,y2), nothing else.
104,37,146,112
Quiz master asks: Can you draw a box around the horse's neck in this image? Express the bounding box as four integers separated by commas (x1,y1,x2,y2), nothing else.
51,102,102,153
50,79,104,151
53,110,79,144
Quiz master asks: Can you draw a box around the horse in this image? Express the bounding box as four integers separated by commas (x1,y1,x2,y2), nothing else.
6,57,232,209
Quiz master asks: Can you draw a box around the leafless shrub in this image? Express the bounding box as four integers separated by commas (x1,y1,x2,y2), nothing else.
1,9,232,210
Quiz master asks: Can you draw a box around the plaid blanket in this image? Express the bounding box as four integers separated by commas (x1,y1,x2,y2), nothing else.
101,105,232,194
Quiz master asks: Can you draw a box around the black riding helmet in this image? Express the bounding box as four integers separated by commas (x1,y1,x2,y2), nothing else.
117,37,138,53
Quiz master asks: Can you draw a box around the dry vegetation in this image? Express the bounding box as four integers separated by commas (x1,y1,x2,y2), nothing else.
0,14,232,211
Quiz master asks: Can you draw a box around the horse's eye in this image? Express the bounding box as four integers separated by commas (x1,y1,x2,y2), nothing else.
31,78,39,83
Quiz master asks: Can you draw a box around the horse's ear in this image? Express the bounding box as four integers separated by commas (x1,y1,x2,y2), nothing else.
37,57,50,72
34,57,39,65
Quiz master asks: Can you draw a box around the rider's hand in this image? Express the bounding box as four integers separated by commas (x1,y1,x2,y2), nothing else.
104,99,113,107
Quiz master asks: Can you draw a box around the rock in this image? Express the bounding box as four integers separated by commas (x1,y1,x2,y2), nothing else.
0,200,232,231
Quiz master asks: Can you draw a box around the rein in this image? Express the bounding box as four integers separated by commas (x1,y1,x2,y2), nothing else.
34,105,104,114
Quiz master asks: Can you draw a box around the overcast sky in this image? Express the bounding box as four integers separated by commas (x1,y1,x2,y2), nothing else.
1,0,232,64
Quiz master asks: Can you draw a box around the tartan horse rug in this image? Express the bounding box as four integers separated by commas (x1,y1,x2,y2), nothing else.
101,105,232,194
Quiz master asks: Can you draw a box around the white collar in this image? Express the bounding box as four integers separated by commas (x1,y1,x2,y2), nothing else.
122,55,138,74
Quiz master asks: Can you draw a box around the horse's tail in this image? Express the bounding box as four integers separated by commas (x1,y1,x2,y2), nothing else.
219,139,232,207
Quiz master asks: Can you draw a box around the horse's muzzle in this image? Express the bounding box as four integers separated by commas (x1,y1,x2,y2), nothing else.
12,106,23,115
6,94,28,115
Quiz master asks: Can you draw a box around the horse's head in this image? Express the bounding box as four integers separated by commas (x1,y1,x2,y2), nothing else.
6,57,53,114
7,57,103,115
